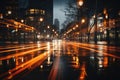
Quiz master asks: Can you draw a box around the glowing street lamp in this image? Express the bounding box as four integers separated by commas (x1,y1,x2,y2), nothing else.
81,18,85,24
94,0,98,44
21,19,24,23
40,18,43,22
77,0,84,42
52,29,54,32
103,8,110,44
78,0,84,7
76,0,84,21
105,14,108,19
8,11,12,14
47,26,50,29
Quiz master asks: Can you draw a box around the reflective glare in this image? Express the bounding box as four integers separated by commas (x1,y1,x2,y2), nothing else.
0,40,120,80
37,41,41,48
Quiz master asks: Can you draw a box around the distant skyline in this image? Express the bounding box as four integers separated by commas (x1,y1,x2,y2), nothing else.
53,0,68,29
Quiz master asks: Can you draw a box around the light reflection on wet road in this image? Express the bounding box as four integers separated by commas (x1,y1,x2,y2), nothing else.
0,40,120,80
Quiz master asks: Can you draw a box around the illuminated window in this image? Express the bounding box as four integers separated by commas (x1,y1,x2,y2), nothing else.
27,9,45,15
40,10,45,15
42,10,45,15
29,17,34,21
34,9,39,14
30,9,34,14
26,8,46,16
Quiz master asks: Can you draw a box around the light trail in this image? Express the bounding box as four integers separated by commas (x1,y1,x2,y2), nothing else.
48,55,60,80
0,43,47,54
1,40,119,80
0,46,47,60
79,63,87,80
48,40,63,80
0,45,37,53
0,44,35,50
68,42,120,59
1,49,53,79
74,42,120,52
0,42,53,79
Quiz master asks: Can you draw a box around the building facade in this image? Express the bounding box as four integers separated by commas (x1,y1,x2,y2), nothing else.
0,0,19,20
26,0,53,30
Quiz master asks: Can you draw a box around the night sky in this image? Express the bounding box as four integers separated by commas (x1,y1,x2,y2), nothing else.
54,0,68,29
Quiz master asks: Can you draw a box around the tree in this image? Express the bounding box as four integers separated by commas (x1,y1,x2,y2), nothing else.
63,0,77,25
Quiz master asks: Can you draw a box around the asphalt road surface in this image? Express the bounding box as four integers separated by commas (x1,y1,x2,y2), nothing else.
0,40,120,80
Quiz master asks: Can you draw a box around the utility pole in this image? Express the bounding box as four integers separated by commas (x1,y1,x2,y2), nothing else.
94,0,98,44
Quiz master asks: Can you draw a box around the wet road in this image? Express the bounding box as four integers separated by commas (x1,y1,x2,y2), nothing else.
0,40,120,80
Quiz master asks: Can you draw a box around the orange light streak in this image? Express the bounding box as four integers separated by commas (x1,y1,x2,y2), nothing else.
48,55,60,80
68,42,120,59
0,43,47,54
3,50,53,79
79,63,87,80
0,44,35,50
0,46,47,61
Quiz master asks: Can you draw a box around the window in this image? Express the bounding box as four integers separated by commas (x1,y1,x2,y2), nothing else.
29,9,34,14
29,17,34,21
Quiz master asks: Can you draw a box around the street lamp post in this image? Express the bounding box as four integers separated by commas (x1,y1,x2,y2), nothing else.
77,0,84,42
47,25,50,40
94,0,98,44
77,0,84,21
78,0,84,7
35,17,44,41
104,9,110,44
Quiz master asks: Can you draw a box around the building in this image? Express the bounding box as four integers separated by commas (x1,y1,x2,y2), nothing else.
0,0,19,20
0,0,37,42
0,0,53,29
0,0,54,42
25,0,53,30
25,8,46,31
54,18,60,31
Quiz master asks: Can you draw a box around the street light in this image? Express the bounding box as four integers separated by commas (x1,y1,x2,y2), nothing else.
94,0,98,44
78,0,84,7
21,19,24,23
8,11,12,15
77,0,84,20
39,17,44,39
103,8,110,44
76,24,79,28
40,17,43,22
81,18,85,24
77,0,84,42
47,25,50,40
47,25,50,29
